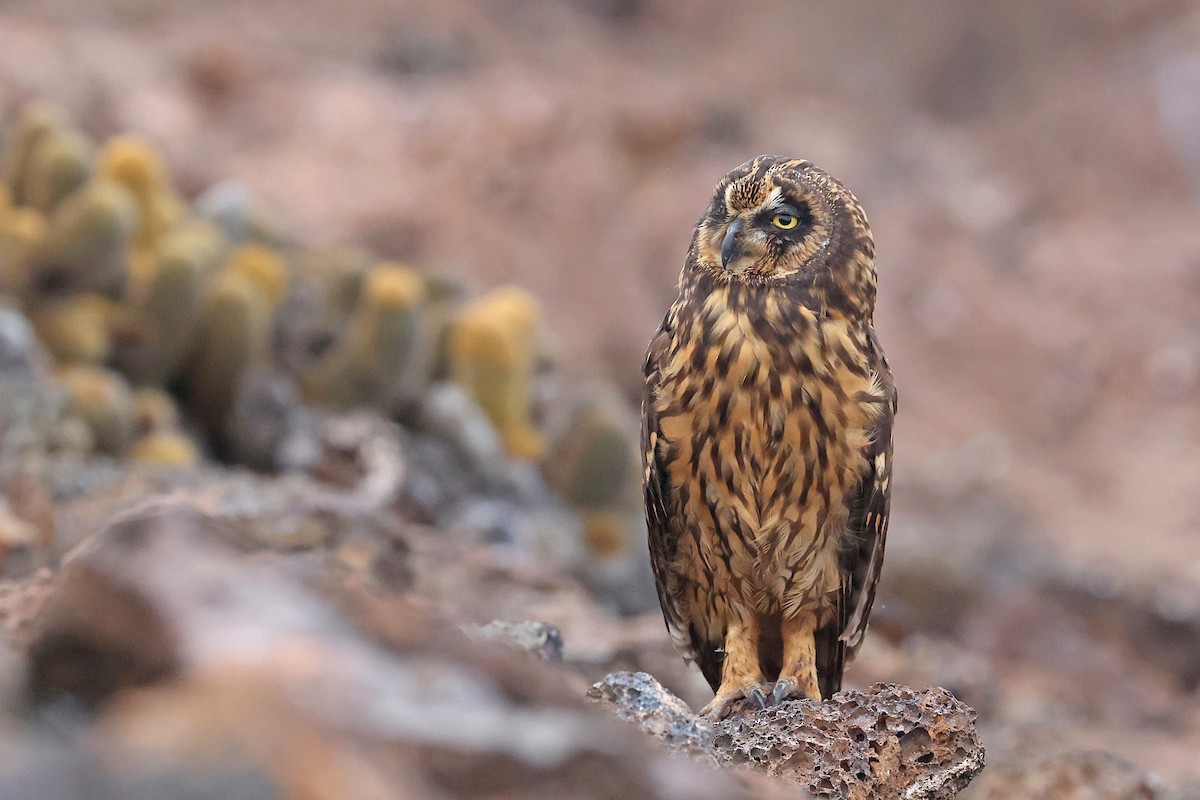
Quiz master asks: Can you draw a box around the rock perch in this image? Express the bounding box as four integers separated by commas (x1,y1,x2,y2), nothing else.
589,671,985,799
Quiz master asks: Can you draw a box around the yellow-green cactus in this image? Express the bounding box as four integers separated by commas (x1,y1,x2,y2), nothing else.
28,293,117,364
290,246,374,316
0,196,46,294
225,243,288,305
132,386,182,433
185,248,287,430
448,286,545,459
116,221,226,384
544,396,643,560
32,178,138,295
22,127,93,215
546,399,638,510
1,104,66,205
422,272,468,382
58,363,137,456
97,134,185,249
128,388,199,466
301,262,428,410
131,431,201,468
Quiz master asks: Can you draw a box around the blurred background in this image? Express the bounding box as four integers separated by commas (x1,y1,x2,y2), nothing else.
1,0,1199,798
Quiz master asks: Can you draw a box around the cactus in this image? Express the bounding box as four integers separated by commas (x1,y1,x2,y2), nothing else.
448,286,545,459
225,243,288,305
115,221,226,384
132,387,183,435
31,178,138,295
129,388,199,466
23,127,93,215
58,363,137,456
290,246,374,316
543,394,645,566
185,248,286,431
278,247,375,378
97,134,184,249
422,271,468,382
1,104,66,205
545,397,638,510
0,198,46,295
28,293,117,364
131,431,201,468
301,262,429,410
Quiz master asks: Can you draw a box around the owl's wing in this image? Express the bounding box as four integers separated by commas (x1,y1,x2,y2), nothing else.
817,327,896,698
641,320,723,691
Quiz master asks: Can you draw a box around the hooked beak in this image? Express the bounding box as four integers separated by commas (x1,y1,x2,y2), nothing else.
721,219,744,269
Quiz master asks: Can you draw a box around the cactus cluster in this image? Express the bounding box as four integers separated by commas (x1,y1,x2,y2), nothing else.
1,103,647,575
0,106,433,462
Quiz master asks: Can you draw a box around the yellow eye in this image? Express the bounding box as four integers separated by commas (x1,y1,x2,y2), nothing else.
771,213,798,230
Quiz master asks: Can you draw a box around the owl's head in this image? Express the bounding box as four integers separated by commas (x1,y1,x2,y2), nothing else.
688,156,874,286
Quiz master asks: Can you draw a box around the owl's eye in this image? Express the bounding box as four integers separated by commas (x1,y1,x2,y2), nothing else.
771,213,798,230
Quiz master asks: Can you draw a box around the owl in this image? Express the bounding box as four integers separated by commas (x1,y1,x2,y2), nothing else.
642,156,895,718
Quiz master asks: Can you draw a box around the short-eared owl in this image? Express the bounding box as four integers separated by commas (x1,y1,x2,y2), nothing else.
642,156,895,717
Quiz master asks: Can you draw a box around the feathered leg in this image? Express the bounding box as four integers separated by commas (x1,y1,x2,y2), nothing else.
772,613,823,703
699,613,768,719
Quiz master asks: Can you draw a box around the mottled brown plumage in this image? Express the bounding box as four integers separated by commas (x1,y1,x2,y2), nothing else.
642,156,895,717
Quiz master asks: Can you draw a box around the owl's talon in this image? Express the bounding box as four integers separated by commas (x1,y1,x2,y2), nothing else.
699,683,770,719
772,673,822,705
698,697,730,719
772,677,797,705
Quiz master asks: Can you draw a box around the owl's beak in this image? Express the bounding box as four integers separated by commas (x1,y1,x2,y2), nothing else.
721,219,744,269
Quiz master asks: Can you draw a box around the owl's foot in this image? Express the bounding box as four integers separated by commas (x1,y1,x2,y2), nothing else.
774,615,822,704
771,676,822,705
699,682,769,719
702,617,768,718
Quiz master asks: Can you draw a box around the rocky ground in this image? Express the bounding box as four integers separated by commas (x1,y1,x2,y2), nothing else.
0,301,1190,798
0,293,985,797
1,1,1200,798
0,304,977,799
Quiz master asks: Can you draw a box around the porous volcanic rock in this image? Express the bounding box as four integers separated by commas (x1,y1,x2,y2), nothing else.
590,671,985,799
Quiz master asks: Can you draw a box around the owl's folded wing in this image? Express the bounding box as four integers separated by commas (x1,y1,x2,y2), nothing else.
642,320,723,691
839,328,896,659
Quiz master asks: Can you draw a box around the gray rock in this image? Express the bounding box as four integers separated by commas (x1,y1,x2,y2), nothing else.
406,383,585,568
225,366,319,472
0,304,50,382
590,671,985,799
0,304,127,506
192,181,259,244
587,671,713,756
472,619,564,662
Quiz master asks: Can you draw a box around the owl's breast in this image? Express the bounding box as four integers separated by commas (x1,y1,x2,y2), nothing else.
654,284,881,571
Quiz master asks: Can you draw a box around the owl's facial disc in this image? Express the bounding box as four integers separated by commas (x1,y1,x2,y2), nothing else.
689,156,868,282
712,188,821,277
